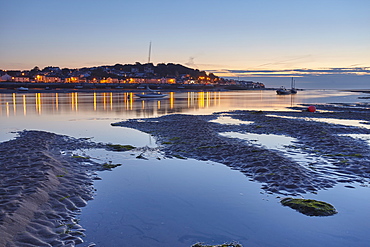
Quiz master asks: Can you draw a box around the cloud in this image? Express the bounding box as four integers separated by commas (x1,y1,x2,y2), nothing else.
208,67,370,78
256,55,313,68
207,66,370,89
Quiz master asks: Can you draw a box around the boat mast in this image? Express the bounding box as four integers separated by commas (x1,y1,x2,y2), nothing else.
291,77,294,88
148,41,152,64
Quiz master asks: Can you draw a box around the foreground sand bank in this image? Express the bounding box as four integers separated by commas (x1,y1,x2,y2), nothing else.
0,131,102,247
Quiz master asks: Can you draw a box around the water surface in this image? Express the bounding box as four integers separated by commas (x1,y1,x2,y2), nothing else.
1,89,367,142
1,89,370,246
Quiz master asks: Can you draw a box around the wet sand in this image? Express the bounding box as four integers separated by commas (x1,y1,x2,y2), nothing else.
113,104,370,195
0,131,102,247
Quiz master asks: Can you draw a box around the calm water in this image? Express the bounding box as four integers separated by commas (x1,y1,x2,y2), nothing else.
1,89,370,246
0,89,366,142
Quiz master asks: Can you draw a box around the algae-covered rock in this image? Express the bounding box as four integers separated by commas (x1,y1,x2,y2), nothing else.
281,197,337,216
106,144,135,151
102,162,122,169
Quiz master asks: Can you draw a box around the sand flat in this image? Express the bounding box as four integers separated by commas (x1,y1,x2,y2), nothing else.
0,131,101,246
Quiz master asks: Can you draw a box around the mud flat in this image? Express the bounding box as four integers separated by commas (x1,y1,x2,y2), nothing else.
113,104,370,196
0,131,104,247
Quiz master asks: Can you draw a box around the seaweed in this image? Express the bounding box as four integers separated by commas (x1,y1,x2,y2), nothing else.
102,162,122,169
281,197,337,216
173,154,186,159
71,155,90,160
106,144,136,151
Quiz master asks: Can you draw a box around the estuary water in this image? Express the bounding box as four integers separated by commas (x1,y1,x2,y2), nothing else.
1,89,370,246
0,89,366,143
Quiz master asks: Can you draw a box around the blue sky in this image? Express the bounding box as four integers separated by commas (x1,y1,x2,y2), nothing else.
1,0,369,88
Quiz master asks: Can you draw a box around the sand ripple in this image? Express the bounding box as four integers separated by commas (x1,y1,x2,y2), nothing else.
0,131,102,247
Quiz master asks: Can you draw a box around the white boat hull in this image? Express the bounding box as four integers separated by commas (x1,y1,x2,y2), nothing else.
135,93,167,98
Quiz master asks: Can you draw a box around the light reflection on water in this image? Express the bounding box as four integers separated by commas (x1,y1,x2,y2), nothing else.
1,89,367,143
209,115,253,125
220,132,296,149
268,115,370,129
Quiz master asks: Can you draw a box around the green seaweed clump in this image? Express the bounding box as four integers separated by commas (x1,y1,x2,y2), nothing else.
173,154,186,159
71,155,90,160
106,144,135,151
102,162,122,169
281,197,337,216
59,195,71,201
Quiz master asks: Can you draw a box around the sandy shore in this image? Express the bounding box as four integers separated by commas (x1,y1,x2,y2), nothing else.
0,131,103,247
113,104,370,196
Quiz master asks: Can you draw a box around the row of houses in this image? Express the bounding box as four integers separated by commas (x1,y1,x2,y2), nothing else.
0,73,178,84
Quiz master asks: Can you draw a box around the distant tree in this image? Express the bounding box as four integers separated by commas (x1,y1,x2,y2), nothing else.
31,66,40,72
209,73,217,80
61,68,71,76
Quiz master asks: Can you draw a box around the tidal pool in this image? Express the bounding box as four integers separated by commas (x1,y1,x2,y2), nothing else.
209,115,254,125
267,114,370,129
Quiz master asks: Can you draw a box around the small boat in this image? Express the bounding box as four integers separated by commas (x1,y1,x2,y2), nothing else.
135,92,167,98
276,78,298,95
135,86,167,98
17,87,29,91
276,86,291,95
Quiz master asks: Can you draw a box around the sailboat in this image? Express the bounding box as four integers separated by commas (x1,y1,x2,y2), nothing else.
135,42,167,98
276,77,297,95
135,86,167,98
290,78,297,94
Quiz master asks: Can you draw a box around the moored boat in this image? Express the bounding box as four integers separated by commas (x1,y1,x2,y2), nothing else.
276,78,298,95
135,92,167,98
17,87,29,91
135,86,167,98
276,86,291,95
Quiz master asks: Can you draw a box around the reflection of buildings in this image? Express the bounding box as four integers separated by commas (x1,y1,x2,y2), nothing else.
0,91,223,118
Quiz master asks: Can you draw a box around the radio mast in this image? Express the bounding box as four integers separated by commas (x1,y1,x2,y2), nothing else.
148,41,152,64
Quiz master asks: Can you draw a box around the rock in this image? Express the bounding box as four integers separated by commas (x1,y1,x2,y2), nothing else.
281,197,337,216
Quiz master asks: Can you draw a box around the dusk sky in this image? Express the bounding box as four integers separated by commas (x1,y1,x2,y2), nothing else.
1,0,369,88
